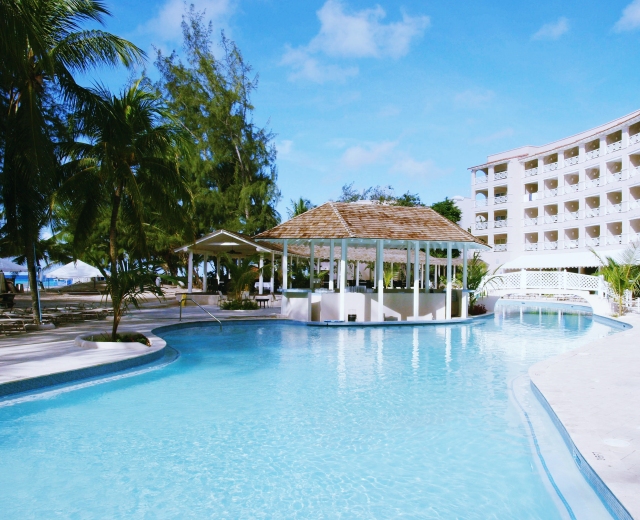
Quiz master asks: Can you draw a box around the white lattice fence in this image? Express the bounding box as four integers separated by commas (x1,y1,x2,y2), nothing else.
566,272,599,291
526,271,559,288
486,270,601,294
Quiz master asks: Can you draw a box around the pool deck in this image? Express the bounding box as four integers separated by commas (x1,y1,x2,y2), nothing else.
530,313,640,519
1,296,640,518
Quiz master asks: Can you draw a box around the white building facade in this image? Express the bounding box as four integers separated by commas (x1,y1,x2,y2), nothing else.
468,109,640,271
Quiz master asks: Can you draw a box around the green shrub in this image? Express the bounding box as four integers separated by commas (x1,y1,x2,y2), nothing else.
220,299,259,310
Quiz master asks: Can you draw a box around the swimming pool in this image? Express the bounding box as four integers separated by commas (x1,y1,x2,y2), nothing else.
0,306,619,518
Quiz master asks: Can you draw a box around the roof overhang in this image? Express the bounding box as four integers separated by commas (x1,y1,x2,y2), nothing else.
174,229,276,255
501,250,624,270
256,237,490,251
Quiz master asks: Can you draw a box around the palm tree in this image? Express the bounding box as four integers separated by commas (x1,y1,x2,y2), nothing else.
592,243,640,316
0,0,143,323
455,252,502,312
58,80,192,338
287,197,314,219
220,254,260,302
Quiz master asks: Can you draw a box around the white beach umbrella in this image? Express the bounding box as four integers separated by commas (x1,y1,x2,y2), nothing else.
48,260,102,279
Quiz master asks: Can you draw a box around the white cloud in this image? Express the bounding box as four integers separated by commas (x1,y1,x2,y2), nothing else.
390,157,450,178
136,0,234,45
532,17,569,41
454,89,495,109
340,141,397,169
281,0,429,82
472,128,514,145
277,140,294,158
614,0,640,32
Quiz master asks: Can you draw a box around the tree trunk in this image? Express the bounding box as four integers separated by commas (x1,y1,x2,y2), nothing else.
109,184,123,340
25,237,41,325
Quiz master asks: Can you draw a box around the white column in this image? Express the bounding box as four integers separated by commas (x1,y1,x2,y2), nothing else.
309,240,315,291
425,242,430,290
215,256,220,283
413,240,420,318
282,240,288,291
445,244,452,319
340,238,347,321
202,254,208,293
377,240,384,321
187,251,193,293
270,252,275,294
405,241,411,289
461,245,468,319
356,261,360,287
329,239,335,290
373,261,377,289
259,254,264,295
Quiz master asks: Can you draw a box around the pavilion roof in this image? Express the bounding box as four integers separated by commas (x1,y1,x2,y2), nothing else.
254,202,488,249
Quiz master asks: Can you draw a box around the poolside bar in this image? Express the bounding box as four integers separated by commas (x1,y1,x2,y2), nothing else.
254,202,489,323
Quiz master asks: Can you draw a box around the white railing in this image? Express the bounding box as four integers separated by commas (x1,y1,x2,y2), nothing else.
608,235,623,245
525,243,538,251
586,207,600,218
475,176,488,184
630,200,640,210
564,239,579,249
632,166,640,178
494,243,507,252
475,199,488,207
564,211,580,221
523,192,540,202
564,156,579,166
523,217,539,226
607,171,624,183
586,237,600,247
494,195,508,204
494,219,509,228
544,241,558,250
525,167,539,177
585,177,602,188
475,221,488,230
494,171,508,180
564,183,579,194
544,215,558,224
607,141,622,153
630,133,640,145
607,203,623,214
586,149,600,160
488,270,600,294
544,188,558,197
629,232,640,243
543,162,558,172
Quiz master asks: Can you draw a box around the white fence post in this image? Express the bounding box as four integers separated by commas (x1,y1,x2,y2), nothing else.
562,270,567,290
520,269,527,291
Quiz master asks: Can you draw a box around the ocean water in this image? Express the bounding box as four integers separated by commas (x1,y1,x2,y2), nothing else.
0,307,617,518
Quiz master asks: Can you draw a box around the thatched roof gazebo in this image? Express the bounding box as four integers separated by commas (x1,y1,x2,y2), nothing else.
254,202,489,323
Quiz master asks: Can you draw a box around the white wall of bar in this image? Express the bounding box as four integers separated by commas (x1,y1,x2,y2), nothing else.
468,109,640,270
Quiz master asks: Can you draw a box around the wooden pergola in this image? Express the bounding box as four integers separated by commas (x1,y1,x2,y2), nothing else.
255,202,489,322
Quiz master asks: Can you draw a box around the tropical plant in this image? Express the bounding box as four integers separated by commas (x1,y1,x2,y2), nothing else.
220,254,260,302
431,198,461,224
592,243,640,316
287,197,314,219
0,0,143,323
455,253,502,311
383,264,397,288
57,80,191,337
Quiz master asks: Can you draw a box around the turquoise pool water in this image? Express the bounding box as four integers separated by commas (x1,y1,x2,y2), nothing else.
0,307,618,518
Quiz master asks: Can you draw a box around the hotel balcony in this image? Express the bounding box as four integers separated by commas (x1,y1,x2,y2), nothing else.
544,187,558,198
564,211,580,222
543,162,558,172
494,170,508,181
564,239,579,249
607,203,624,215
544,241,559,250
523,217,539,226
525,243,538,251
585,207,601,218
493,218,509,229
585,138,600,160
564,156,579,166
493,194,508,205
631,133,640,145
606,130,622,154
607,141,622,153
607,235,624,245
586,237,601,247
544,215,559,224
494,244,507,252
524,167,539,178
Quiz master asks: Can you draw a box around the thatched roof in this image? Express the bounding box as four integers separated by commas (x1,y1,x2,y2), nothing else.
254,202,488,249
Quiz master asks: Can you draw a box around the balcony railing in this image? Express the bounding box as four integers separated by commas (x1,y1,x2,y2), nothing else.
629,200,640,210
494,171,508,181
544,188,558,197
630,133,640,145
524,167,539,177
494,195,508,204
494,219,509,228
475,221,488,230
543,162,558,172
494,244,507,252
544,215,558,224
585,177,602,189
475,199,488,207
475,176,488,184
607,203,623,214
525,243,538,251
544,241,558,250
607,141,622,153
586,237,600,247
564,239,579,249
608,235,623,245
607,171,624,183
629,232,640,243
523,217,539,226
586,207,601,218
523,192,540,202
564,211,580,221
632,166,640,178
564,183,579,194
564,156,579,166
586,149,600,160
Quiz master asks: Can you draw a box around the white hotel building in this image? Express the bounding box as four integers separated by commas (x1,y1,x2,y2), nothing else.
468,109,640,272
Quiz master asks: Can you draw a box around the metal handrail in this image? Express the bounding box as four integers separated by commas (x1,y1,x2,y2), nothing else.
179,295,222,329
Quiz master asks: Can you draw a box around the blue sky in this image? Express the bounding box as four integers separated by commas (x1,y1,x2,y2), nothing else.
88,0,640,218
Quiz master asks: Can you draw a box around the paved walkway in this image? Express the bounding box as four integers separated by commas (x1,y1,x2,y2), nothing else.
530,313,640,519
